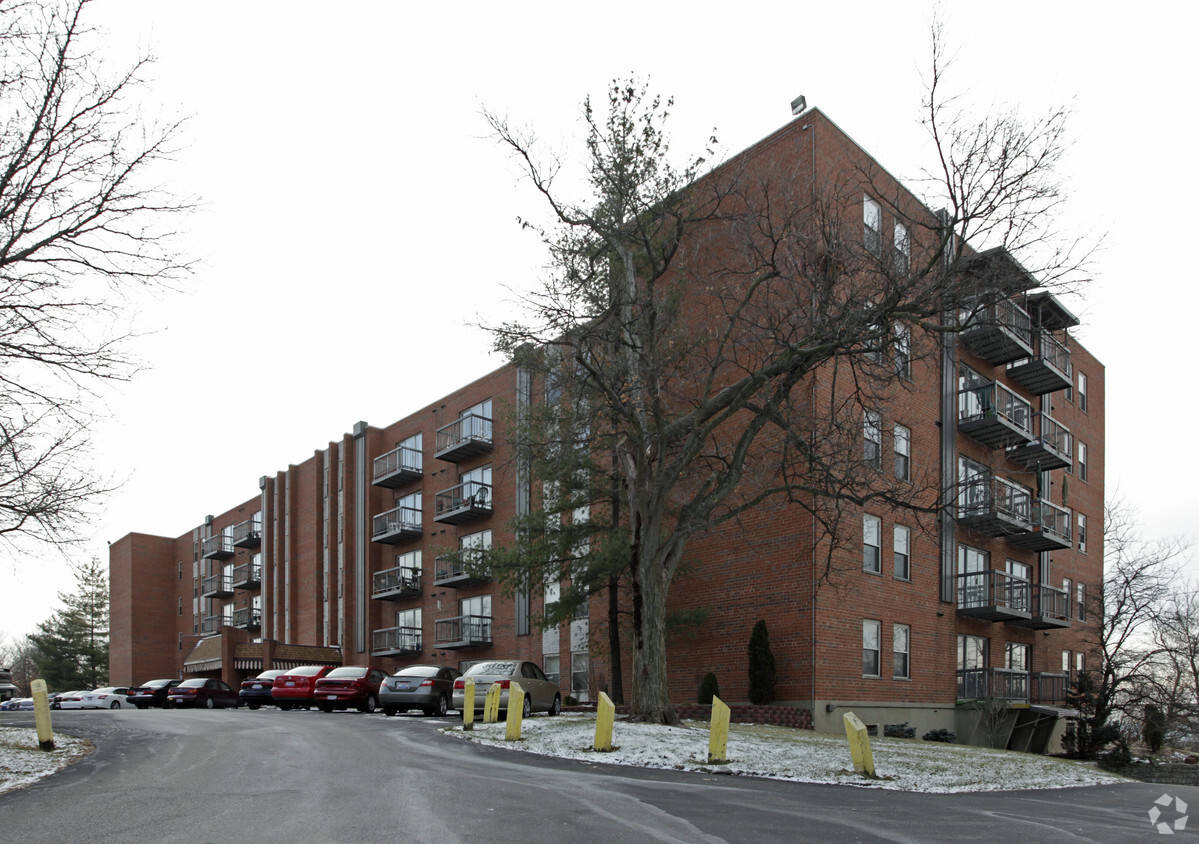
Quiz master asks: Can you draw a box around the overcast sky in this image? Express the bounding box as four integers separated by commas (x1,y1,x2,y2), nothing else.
1,1,1193,640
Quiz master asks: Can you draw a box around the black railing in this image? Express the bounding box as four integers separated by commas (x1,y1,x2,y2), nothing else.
957,667,1029,702
371,626,421,654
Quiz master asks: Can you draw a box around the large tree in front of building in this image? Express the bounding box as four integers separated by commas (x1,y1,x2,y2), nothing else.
29,557,109,690
483,46,1085,723
0,0,190,554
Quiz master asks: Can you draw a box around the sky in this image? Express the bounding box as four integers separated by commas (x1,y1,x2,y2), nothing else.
1,1,1195,639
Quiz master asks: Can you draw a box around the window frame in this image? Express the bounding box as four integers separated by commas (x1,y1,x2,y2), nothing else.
893,524,911,581
893,623,910,680
863,619,882,678
1077,371,1088,413
864,410,882,470
893,423,911,481
1078,441,1088,482
863,514,882,574
863,196,882,257
893,220,910,276
1077,512,1087,554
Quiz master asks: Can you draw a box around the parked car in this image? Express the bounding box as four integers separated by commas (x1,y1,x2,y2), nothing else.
57,690,90,710
380,665,461,717
82,687,133,709
271,665,334,710
2,697,33,711
129,678,183,709
167,678,240,709
313,666,388,713
239,669,287,709
451,660,561,717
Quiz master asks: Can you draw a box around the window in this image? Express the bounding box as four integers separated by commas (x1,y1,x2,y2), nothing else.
571,651,590,700
460,529,492,564
395,608,421,641
1077,372,1088,412
1076,582,1086,621
893,624,910,679
1005,642,1028,672
1078,441,1088,482
864,410,882,469
1076,652,1085,674
1077,513,1087,554
460,594,491,622
1062,650,1071,677
1006,559,1032,612
178,597,183,616
544,655,560,687
863,515,882,574
958,634,987,698
863,620,881,677
893,424,910,481
893,525,911,580
1062,578,1072,619
893,221,910,275
863,197,882,256
957,544,989,608
894,323,911,379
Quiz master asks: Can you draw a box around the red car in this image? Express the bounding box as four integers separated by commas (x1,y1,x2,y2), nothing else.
271,665,334,710
166,678,240,709
313,665,388,713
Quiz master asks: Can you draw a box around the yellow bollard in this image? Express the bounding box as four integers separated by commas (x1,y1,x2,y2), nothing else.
505,681,525,741
462,678,476,731
843,711,876,777
593,691,615,751
31,679,54,751
708,695,730,764
483,682,501,723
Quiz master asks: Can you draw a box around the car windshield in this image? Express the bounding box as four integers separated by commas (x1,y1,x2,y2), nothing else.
325,666,368,679
394,666,439,678
143,679,173,688
464,661,518,677
287,665,327,676
91,687,117,695
256,670,285,680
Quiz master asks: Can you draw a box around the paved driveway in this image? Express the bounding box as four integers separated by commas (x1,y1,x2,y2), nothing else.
1,709,1190,842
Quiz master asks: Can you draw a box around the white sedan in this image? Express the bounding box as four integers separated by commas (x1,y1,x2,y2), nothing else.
81,687,133,709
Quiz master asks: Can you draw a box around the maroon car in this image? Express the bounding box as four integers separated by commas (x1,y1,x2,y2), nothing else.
313,665,388,713
167,678,240,709
271,665,334,710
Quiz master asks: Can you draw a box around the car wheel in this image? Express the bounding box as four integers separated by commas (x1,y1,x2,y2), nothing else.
135,704,147,710
248,702,260,710
383,706,397,717
110,700,120,710
204,697,215,709
359,694,377,714
434,695,448,717
522,695,532,718
318,704,334,713
549,694,561,716
278,703,292,711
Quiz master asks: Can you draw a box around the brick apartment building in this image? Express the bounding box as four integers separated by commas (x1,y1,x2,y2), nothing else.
110,107,1103,749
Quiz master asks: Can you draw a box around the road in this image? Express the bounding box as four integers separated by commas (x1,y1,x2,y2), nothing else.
1,708,1191,842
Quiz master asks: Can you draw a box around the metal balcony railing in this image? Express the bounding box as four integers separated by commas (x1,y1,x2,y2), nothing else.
201,615,221,635
202,535,235,559
433,481,493,525
1008,331,1072,395
1008,500,1072,552
956,570,1032,621
373,445,423,488
435,413,493,462
960,299,1034,365
372,565,422,600
958,475,1032,536
232,607,261,629
1032,672,1070,705
957,667,1030,702
230,563,262,590
1010,414,1072,471
201,573,233,598
232,517,262,548
371,504,422,544
433,614,493,649
958,380,1034,448
371,626,422,655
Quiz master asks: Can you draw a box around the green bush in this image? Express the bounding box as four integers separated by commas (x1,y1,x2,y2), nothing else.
698,672,720,704
747,619,777,705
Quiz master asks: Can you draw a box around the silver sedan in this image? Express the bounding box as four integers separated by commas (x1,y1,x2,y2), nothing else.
451,660,561,717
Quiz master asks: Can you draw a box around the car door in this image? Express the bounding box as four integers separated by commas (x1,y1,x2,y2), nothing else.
519,662,549,711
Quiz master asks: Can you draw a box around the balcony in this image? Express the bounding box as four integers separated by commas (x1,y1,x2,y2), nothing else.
372,565,422,600
434,614,492,649
433,481,492,526
232,518,262,548
1007,331,1072,395
371,505,422,545
956,570,1032,623
230,562,262,590
957,476,1032,537
200,615,221,635
435,413,493,463
371,625,422,657
959,298,1034,365
202,535,234,560
201,573,233,599
1007,500,1072,552
958,381,1033,449
434,554,490,589
1009,414,1072,471
1031,672,1070,705
1007,584,1072,630
957,667,1030,703
373,445,422,488
232,607,261,631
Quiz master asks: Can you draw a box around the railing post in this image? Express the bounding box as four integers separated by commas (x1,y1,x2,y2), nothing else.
593,691,615,751
462,678,476,731
505,681,525,741
708,696,730,764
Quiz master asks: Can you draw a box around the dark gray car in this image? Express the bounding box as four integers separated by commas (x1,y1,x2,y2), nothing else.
379,665,461,717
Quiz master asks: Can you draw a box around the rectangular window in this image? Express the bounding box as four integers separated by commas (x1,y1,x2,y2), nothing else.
1078,441,1088,482
893,221,910,275
956,544,989,609
571,651,590,700
1005,642,1028,672
863,619,881,677
544,655,560,687
893,525,911,580
863,196,882,256
958,634,987,698
1076,652,1085,673
894,323,912,379
1077,513,1087,554
893,424,910,481
863,515,882,574
1062,650,1071,676
1076,582,1086,621
864,410,882,469
893,624,910,679
1077,372,1088,412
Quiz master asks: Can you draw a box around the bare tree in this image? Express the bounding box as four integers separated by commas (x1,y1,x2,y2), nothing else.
0,0,190,552
483,47,1087,723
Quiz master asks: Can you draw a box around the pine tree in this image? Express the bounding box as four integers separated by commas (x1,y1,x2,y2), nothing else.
29,558,109,690
748,620,777,705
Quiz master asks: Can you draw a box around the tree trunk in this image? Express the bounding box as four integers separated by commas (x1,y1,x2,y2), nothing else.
628,538,679,724
607,573,624,704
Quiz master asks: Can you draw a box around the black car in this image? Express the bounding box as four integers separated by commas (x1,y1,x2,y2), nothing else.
239,669,287,709
129,678,183,709
380,665,461,717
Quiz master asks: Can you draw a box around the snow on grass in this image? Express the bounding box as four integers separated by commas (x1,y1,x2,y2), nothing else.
442,714,1130,792
0,727,92,795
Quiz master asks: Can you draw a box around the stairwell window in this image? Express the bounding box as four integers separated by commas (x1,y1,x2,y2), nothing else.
863,619,881,677
863,197,882,256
